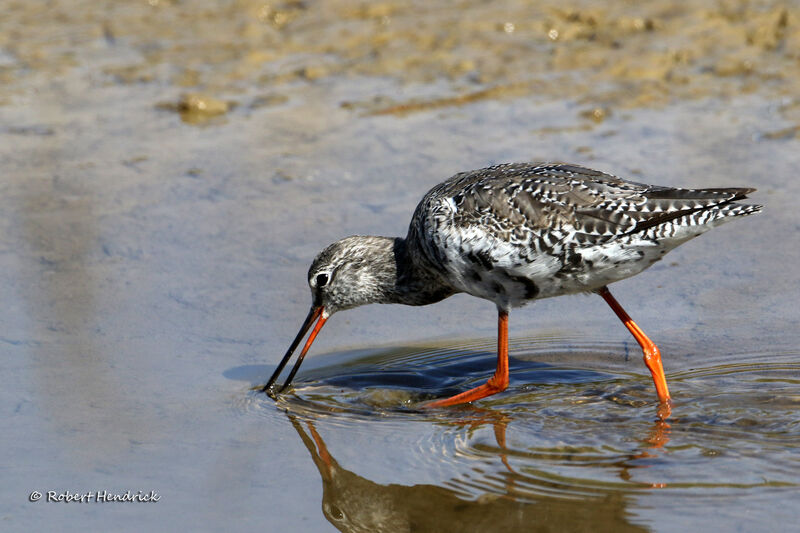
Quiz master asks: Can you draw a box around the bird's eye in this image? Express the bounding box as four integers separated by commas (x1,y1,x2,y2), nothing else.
316,273,329,287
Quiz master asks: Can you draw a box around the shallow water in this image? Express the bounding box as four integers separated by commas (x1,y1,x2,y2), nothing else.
230,337,800,531
2,0,800,531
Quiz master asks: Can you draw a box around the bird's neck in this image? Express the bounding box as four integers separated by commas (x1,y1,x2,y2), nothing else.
375,237,455,307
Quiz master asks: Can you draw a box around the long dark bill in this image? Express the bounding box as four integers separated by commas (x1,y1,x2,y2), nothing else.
261,306,327,398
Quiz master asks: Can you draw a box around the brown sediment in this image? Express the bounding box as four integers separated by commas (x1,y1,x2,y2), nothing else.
1,1,799,122
363,83,533,116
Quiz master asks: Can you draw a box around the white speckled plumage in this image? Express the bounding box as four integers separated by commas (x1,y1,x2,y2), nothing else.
403,162,761,310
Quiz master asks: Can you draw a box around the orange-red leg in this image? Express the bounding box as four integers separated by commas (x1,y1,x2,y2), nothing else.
424,310,510,408
598,286,671,404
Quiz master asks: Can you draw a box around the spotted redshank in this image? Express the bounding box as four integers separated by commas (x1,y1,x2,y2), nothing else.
263,163,761,407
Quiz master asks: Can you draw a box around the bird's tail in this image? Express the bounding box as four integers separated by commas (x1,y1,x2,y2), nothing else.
633,187,762,242
631,187,761,232
709,201,763,220
680,187,762,227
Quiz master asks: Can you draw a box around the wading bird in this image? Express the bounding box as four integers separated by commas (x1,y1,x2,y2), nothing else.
263,163,761,407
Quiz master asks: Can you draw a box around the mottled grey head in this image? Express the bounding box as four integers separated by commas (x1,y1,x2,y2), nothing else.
262,235,398,396
307,235,399,316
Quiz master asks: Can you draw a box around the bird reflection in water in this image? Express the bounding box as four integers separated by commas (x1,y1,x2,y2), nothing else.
284,404,669,533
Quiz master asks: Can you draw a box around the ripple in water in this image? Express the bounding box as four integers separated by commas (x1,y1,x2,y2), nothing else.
234,334,800,504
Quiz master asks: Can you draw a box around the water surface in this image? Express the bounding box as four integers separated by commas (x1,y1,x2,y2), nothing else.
229,335,799,531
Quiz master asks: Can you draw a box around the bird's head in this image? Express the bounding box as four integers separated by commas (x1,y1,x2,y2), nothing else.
262,236,398,397
307,236,399,316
